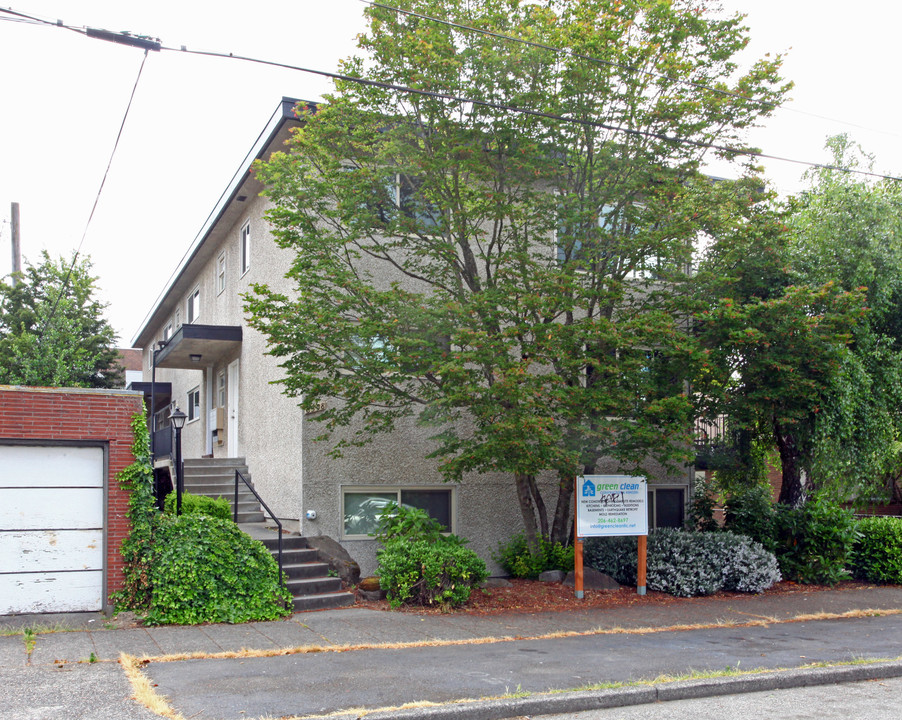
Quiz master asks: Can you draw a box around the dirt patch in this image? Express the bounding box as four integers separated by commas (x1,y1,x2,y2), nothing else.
351,579,881,615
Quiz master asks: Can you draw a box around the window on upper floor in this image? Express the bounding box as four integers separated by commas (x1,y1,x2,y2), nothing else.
175,307,182,329
217,252,226,294
342,166,442,231
187,386,201,423
186,287,200,324
162,322,172,342
239,221,251,276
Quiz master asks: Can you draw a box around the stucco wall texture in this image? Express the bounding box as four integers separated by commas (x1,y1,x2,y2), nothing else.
0,386,143,607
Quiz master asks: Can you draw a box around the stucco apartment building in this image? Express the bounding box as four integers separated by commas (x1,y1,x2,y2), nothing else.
131,98,692,575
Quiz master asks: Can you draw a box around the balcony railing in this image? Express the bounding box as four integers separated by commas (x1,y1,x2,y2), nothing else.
693,415,743,471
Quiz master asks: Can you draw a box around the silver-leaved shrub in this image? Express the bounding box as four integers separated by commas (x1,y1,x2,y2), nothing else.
584,529,780,597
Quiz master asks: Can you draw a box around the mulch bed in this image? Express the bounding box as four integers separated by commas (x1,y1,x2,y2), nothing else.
351,578,879,615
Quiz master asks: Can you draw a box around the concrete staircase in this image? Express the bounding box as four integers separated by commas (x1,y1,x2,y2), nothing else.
181,457,264,523
180,457,355,613
242,523,356,613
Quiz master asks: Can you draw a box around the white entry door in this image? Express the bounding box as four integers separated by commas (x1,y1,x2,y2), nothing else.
227,359,240,457
0,444,104,614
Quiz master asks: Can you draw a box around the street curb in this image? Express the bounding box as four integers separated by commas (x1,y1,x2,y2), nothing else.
357,659,902,720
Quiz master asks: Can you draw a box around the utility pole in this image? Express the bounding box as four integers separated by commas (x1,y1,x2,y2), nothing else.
10,202,21,285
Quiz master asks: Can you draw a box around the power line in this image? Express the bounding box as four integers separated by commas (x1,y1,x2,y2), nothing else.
162,44,902,183
3,5,901,185
37,48,151,342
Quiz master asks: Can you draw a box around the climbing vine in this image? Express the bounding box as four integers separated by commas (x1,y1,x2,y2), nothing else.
111,410,158,612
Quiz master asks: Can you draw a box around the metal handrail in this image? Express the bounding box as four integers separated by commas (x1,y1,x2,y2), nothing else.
234,469,284,590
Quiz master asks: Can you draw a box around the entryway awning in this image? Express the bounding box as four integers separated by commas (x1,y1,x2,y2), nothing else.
155,324,242,369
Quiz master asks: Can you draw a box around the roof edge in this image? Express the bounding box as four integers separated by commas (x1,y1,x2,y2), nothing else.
131,98,311,347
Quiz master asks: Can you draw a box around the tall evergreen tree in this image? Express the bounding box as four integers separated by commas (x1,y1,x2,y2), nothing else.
0,251,122,388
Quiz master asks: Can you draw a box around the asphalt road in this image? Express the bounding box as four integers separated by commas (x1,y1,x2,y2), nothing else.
539,675,902,720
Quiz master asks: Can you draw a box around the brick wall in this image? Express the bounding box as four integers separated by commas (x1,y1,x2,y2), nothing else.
0,386,143,604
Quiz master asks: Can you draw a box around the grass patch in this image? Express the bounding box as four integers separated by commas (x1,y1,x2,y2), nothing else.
120,653,187,720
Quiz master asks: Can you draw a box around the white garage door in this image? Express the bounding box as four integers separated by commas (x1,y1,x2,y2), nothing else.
0,445,105,614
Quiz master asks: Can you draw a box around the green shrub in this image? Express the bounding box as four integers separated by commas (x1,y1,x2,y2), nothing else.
850,516,902,584
688,476,720,532
493,533,574,579
376,538,488,609
372,501,459,544
722,482,777,552
163,491,232,521
583,535,638,586
144,515,291,625
585,529,780,597
772,497,858,585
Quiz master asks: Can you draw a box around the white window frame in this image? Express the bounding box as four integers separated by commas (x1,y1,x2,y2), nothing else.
162,322,172,342
216,252,226,294
341,485,456,539
186,386,201,423
175,307,182,329
239,221,251,277
186,287,200,324
217,370,226,407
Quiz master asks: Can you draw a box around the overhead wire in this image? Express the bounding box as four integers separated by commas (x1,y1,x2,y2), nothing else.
36,48,151,343
358,0,901,139
160,44,902,183
3,4,901,188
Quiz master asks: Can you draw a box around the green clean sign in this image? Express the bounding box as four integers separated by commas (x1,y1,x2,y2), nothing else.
576,475,648,537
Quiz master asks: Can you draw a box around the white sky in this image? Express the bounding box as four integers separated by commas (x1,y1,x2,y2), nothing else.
1,1,901,346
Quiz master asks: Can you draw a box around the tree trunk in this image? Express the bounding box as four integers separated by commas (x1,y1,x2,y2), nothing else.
774,422,805,506
515,472,541,553
550,473,575,546
526,473,549,539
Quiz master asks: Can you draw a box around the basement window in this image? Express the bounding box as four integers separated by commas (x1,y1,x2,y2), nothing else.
341,486,454,538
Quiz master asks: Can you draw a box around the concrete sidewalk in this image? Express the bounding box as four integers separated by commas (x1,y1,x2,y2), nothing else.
2,586,901,720
2,585,901,665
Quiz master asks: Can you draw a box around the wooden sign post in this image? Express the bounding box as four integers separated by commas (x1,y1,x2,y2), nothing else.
574,475,648,598
574,478,584,599
637,535,647,596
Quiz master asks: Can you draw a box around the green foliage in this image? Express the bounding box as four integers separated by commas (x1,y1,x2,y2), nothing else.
789,136,902,503
722,482,778,553
771,497,858,585
245,0,789,548
688,476,720,533
144,515,291,625
585,530,780,597
850,516,902,584
0,250,122,387
493,533,574,579
583,535,640,586
163,491,232,521
111,411,158,612
376,538,488,610
371,501,456,544
691,203,867,505
114,413,290,623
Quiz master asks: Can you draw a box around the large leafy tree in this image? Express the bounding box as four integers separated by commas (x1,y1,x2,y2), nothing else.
691,179,868,506
246,0,788,545
0,251,122,388
789,135,902,504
